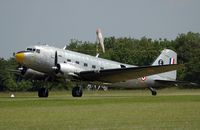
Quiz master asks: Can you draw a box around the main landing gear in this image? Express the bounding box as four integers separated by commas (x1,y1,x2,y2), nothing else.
149,87,157,96
72,86,83,97
38,87,49,97
37,86,83,98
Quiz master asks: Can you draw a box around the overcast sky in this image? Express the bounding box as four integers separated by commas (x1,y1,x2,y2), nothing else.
0,0,200,59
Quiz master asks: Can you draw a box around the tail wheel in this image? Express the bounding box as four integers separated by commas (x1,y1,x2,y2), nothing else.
151,90,157,96
148,87,157,96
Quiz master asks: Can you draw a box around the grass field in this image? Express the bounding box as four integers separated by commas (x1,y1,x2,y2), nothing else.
0,88,200,130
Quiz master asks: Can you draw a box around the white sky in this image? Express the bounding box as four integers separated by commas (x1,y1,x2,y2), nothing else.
0,0,200,59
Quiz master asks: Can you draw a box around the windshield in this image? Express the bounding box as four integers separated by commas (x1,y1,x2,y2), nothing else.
26,48,40,53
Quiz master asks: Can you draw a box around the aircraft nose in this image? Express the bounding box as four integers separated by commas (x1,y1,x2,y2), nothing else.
15,52,25,64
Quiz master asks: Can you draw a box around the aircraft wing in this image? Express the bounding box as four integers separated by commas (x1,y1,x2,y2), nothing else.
76,64,184,83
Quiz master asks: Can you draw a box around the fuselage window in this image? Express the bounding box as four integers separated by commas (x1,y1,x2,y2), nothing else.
76,61,79,64
36,49,40,53
67,59,71,62
92,65,96,69
84,63,88,67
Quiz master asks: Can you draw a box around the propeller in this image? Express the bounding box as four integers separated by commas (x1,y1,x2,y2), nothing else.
15,65,27,82
55,51,58,66
18,66,27,75
52,51,63,74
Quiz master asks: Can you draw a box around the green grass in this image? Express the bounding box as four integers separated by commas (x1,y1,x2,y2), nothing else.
0,88,200,130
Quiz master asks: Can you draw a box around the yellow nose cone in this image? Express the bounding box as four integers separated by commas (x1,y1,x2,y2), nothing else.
15,53,25,64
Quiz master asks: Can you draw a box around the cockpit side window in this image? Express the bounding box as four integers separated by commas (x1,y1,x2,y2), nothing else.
27,48,32,51
26,48,40,53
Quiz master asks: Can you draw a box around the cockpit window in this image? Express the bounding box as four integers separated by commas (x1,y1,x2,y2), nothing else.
26,48,40,53
27,48,32,51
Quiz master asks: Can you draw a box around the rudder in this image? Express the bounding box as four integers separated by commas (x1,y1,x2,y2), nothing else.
152,49,177,80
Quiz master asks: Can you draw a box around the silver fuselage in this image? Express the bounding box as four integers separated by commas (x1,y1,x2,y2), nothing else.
19,45,172,88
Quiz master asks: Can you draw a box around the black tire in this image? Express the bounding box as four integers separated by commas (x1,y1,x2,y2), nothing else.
38,88,49,97
72,87,83,97
152,90,157,96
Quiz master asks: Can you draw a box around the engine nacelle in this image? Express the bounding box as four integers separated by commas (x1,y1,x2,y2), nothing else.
22,68,46,80
57,63,82,77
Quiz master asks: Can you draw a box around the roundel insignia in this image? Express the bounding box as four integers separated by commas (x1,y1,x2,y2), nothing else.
158,59,164,65
141,77,146,81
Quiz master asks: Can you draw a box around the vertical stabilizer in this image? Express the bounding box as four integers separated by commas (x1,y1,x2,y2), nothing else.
152,49,177,80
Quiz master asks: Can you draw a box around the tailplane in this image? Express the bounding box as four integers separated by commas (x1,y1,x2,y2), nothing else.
152,49,177,80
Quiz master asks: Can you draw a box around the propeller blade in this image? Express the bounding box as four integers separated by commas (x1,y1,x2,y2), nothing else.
55,51,58,66
53,51,63,74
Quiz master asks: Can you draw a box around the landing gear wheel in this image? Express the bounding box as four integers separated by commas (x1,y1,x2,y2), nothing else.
149,87,157,96
72,87,83,97
151,90,157,96
38,88,49,97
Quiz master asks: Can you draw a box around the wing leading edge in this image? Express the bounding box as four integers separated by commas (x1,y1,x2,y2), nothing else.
76,64,184,83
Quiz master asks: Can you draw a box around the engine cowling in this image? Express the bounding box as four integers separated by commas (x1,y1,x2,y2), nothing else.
56,63,82,77
20,67,46,80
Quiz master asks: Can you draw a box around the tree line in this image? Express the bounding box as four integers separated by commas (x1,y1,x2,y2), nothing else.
0,32,199,91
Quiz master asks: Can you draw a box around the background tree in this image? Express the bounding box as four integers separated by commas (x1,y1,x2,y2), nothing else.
0,32,199,91
174,32,200,82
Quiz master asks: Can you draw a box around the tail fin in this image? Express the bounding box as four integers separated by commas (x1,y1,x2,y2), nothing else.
152,49,177,80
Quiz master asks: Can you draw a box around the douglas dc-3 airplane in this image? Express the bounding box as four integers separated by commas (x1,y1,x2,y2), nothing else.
15,44,182,97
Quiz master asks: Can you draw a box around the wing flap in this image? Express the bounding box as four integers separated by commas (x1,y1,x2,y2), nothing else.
77,64,184,83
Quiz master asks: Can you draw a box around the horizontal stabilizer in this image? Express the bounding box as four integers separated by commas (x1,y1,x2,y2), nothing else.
155,79,200,87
